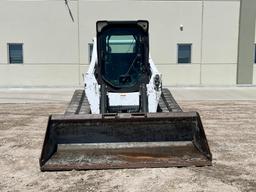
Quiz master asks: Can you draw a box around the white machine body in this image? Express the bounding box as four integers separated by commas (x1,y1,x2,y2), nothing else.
84,38,162,114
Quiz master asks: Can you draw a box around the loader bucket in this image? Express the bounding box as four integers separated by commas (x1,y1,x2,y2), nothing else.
39,112,212,171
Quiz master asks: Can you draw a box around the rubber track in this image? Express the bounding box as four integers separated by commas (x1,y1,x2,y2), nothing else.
66,88,181,114
65,90,91,115
159,88,182,112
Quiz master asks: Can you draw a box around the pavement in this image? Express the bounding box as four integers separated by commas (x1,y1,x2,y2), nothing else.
0,87,256,103
171,87,256,101
1,99,256,191
1,87,256,191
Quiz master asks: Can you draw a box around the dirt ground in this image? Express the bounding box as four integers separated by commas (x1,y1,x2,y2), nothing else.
0,100,256,192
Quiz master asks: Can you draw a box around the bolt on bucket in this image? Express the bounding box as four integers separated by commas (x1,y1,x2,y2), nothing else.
39,112,212,171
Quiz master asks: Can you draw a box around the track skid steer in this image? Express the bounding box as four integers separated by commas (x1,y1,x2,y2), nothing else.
40,21,212,171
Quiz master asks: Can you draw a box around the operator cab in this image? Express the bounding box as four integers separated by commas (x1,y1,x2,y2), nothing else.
96,20,151,92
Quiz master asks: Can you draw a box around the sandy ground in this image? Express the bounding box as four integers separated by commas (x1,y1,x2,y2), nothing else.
0,100,256,192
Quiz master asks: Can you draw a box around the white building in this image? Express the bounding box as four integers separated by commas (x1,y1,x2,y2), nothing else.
0,0,255,87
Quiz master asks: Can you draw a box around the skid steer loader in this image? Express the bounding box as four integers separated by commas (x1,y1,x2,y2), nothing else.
39,20,212,171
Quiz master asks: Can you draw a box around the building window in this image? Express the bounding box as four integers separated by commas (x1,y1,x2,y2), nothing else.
88,43,93,63
177,44,192,64
254,44,256,64
8,43,23,64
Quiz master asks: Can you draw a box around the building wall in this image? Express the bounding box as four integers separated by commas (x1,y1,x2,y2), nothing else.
237,0,256,84
0,0,247,87
254,67,256,84
253,18,256,84
201,0,239,85
0,0,80,86
79,0,204,86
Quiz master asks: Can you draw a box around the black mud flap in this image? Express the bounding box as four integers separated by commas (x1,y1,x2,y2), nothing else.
39,112,212,171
